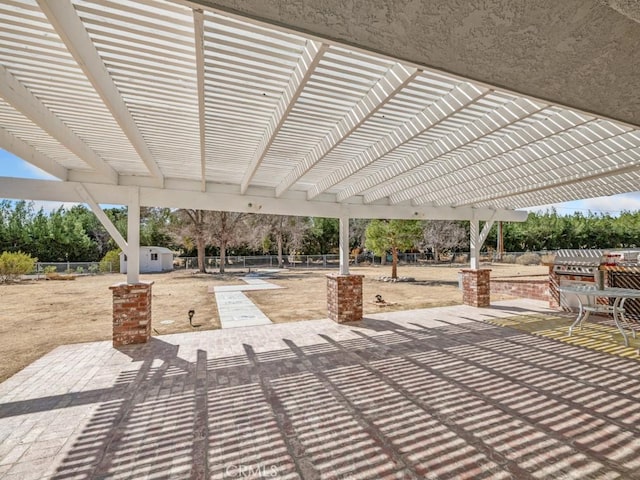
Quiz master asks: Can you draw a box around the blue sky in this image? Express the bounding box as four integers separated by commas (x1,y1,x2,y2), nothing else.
2,148,640,215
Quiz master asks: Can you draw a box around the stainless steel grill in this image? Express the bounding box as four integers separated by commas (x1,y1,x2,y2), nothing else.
552,249,604,276
552,249,640,319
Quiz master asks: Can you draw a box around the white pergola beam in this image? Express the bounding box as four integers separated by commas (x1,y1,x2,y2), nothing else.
194,9,207,192
276,63,420,197
0,176,529,222
0,127,68,181
310,82,488,200
75,184,128,253
38,0,165,186
240,40,327,194
0,65,118,183
478,218,495,246
365,98,544,204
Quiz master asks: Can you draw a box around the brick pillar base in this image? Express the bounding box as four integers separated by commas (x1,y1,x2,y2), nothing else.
460,269,491,307
109,282,153,347
326,274,363,323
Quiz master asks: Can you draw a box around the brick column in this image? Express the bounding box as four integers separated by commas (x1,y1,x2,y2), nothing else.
460,269,491,307
548,265,560,309
109,282,153,347
326,274,363,323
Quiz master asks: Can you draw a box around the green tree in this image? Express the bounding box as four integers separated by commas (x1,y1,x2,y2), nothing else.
66,205,111,259
141,207,174,247
365,219,422,279
305,217,339,254
41,207,96,261
3,200,33,254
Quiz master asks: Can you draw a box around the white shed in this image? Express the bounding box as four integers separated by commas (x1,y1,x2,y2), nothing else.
120,247,174,274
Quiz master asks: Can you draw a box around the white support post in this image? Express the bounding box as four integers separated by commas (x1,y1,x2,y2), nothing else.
339,216,350,275
470,217,480,270
127,188,141,284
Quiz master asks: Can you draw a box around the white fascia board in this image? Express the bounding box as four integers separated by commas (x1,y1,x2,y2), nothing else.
0,177,528,222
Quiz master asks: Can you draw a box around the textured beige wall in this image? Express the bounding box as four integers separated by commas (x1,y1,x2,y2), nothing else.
191,0,640,127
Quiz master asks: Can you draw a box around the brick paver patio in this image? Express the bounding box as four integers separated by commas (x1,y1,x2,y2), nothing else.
1,299,640,479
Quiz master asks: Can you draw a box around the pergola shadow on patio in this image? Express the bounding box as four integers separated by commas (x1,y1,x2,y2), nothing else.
1,300,640,480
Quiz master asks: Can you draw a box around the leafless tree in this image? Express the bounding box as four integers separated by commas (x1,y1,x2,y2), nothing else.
208,211,248,273
422,220,468,262
349,218,370,252
171,209,213,273
248,214,309,267
172,210,249,273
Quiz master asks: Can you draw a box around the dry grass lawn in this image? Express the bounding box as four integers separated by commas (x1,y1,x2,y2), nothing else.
0,263,547,382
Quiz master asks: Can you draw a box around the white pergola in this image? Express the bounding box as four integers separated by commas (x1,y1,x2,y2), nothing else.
2,0,640,282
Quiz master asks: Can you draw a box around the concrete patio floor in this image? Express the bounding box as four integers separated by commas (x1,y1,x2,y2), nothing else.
1,299,640,480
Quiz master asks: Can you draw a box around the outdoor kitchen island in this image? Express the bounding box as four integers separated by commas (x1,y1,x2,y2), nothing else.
550,249,640,324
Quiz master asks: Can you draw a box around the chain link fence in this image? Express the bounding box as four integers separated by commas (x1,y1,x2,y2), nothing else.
173,251,554,270
173,253,428,270
33,261,115,275
28,251,555,276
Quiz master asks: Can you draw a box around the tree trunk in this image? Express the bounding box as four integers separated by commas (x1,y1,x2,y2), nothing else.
391,246,398,279
196,236,207,273
276,233,284,268
219,240,226,274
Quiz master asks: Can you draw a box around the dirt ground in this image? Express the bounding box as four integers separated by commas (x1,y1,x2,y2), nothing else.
247,263,548,321
0,263,547,382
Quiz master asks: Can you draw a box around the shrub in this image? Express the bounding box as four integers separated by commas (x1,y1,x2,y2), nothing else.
0,251,36,283
99,249,121,273
43,265,57,274
88,263,99,275
501,254,517,264
76,266,84,274
516,252,541,266
540,253,556,265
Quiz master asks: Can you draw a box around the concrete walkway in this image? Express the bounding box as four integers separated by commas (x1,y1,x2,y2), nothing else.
212,275,282,328
3,299,640,479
